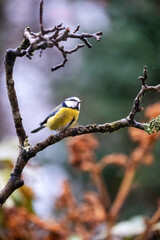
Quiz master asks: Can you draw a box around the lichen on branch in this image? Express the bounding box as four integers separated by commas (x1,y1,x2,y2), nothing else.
144,115,160,134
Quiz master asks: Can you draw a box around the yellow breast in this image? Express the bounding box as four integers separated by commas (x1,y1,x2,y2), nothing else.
46,107,79,131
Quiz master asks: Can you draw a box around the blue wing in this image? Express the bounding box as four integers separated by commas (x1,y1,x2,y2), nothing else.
40,104,61,126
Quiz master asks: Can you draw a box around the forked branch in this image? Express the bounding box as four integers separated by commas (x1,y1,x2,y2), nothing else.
17,0,103,71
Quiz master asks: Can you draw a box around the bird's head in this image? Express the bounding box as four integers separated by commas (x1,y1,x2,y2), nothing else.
63,97,81,111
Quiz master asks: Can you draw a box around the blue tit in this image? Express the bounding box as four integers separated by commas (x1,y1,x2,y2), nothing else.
31,97,81,133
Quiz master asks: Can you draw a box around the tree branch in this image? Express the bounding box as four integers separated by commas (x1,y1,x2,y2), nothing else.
108,161,136,221
39,0,44,35
16,0,103,71
135,205,160,240
5,50,27,146
1,62,160,206
0,0,160,207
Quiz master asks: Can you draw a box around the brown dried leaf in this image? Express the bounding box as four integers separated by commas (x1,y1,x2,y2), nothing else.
145,102,160,120
142,153,154,165
129,127,148,143
99,153,128,170
3,207,66,240
80,192,106,226
129,127,159,147
55,180,75,210
67,134,99,171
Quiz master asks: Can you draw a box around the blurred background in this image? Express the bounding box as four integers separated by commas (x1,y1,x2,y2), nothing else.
0,0,160,226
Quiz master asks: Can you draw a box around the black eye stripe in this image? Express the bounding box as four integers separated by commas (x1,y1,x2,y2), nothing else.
66,99,77,102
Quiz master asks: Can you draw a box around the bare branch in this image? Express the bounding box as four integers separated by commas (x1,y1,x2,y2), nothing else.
138,65,148,85
51,43,85,71
21,25,102,69
73,25,80,33
0,152,30,206
135,205,160,240
15,2,103,70
4,50,27,146
127,67,160,122
39,0,44,34
51,56,68,71
65,44,85,54
68,32,102,48
16,2,103,71
108,161,136,221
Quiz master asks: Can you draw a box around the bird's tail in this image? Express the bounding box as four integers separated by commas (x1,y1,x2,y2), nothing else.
31,125,45,133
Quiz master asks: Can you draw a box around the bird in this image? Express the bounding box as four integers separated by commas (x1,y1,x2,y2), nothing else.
31,96,81,133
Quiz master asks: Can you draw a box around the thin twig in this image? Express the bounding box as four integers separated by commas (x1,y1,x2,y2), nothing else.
91,169,112,210
22,26,102,69
39,0,44,34
73,25,80,33
138,66,148,86
127,67,160,122
51,43,84,71
135,206,160,240
108,161,136,221
20,2,103,71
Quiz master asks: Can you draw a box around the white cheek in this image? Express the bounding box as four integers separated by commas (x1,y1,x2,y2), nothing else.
66,101,77,108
